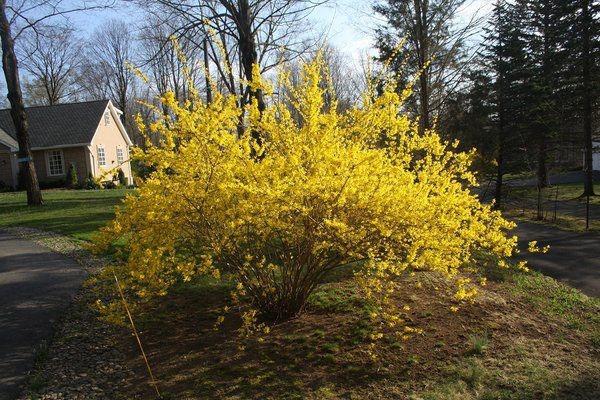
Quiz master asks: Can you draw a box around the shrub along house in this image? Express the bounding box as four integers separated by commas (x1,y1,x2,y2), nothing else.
0,100,133,189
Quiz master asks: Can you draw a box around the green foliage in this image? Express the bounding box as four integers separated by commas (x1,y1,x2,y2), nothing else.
39,179,66,190
307,284,363,313
102,180,117,189
65,163,78,189
591,329,600,349
117,168,127,186
467,332,490,355
321,342,340,353
454,358,485,389
0,179,12,192
82,172,101,190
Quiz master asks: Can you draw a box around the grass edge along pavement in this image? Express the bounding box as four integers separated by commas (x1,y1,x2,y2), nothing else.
4,227,138,400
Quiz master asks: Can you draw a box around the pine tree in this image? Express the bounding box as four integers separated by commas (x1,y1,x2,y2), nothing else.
515,0,573,195
480,0,532,208
564,0,599,195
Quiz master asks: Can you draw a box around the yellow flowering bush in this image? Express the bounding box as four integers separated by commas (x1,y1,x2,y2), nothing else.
95,58,518,325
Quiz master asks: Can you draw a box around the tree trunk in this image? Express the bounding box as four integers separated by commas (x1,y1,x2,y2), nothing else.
536,136,548,220
494,94,506,209
237,0,265,146
238,0,265,111
418,68,430,134
537,6,551,194
582,0,595,196
537,136,548,189
415,0,430,134
494,151,504,209
203,38,212,103
0,1,42,205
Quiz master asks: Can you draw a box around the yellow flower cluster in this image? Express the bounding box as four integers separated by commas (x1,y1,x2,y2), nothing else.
95,57,518,328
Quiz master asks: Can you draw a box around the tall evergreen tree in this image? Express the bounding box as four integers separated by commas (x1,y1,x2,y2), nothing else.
515,0,574,194
480,0,532,208
566,0,599,195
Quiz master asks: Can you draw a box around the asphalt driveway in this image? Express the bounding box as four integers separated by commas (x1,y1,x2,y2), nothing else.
512,221,600,297
0,230,86,400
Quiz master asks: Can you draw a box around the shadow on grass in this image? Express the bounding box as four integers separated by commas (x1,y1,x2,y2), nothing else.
550,374,600,400
123,278,397,399
100,267,599,399
0,190,131,240
1,213,116,239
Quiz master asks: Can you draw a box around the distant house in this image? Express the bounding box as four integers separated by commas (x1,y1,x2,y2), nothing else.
0,100,133,189
592,141,600,171
551,124,600,172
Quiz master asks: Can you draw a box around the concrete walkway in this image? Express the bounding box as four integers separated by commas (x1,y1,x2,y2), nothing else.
513,221,600,297
0,230,86,400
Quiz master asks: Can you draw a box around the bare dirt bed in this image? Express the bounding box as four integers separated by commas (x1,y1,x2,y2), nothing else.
122,272,599,400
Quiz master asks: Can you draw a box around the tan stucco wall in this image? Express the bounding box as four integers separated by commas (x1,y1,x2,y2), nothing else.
0,151,14,187
89,107,133,184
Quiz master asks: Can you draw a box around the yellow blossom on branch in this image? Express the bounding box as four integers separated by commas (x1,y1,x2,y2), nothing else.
94,56,519,332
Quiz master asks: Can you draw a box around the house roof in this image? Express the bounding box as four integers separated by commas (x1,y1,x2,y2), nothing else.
0,100,111,149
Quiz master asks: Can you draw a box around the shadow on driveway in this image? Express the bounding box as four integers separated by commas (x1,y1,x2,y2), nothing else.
512,221,600,297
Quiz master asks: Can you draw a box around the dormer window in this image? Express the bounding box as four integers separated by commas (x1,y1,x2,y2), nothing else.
104,111,111,125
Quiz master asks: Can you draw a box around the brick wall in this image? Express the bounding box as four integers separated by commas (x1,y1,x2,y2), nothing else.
32,147,90,185
0,151,14,188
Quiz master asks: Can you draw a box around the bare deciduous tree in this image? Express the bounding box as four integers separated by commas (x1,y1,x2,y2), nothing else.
80,19,137,131
320,44,363,111
139,18,205,103
20,26,82,105
0,0,111,205
140,0,326,112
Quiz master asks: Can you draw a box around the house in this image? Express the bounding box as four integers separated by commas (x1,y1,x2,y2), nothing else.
592,141,600,171
0,100,133,189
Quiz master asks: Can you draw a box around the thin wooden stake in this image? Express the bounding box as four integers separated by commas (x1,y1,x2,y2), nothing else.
586,194,590,231
553,186,558,222
113,272,161,398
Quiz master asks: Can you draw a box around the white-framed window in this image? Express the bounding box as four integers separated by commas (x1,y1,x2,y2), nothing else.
116,146,124,164
97,145,106,167
46,149,65,176
104,111,111,125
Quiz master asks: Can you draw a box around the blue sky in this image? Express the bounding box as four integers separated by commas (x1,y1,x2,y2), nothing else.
313,0,494,65
62,0,494,66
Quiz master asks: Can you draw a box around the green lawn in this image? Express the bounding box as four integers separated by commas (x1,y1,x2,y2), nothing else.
0,189,132,241
552,183,600,203
507,183,600,204
501,183,600,232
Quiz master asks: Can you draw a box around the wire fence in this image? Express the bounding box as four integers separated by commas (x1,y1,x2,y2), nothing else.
479,182,599,231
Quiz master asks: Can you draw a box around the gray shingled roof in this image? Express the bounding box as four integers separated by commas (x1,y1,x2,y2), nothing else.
0,100,110,148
